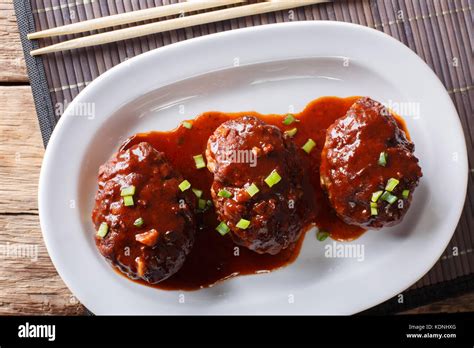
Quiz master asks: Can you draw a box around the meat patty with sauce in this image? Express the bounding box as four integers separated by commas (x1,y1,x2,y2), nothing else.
92,142,196,284
206,116,309,255
320,97,422,229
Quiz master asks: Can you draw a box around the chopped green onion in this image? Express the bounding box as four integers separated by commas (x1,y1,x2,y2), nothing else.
264,170,282,188
236,218,251,229
283,114,299,125
120,185,136,197
385,178,400,192
182,121,192,129
206,200,213,207
402,189,410,199
302,138,316,154
387,195,398,204
371,206,378,216
123,195,134,206
246,183,260,197
381,191,398,204
97,222,109,238
192,188,203,198
284,128,298,137
371,190,384,203
370,201,378,215
133,217,144,227
193,154,206,169
216,221,230,236
198,199,207,210
316,230,330,241
378,152,388,167
178,180,191,192
218,189,233,198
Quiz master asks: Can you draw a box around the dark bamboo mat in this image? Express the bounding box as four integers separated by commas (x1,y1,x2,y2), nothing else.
14,0,473,314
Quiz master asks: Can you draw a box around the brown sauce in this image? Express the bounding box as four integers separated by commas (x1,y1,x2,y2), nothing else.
119,96,409,290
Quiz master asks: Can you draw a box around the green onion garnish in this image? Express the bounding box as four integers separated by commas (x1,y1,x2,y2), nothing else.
97,222,109,238
193,154,206,169
371,190,384,202
123,195,134,206
402,189,410,199
236,218,251,229
264,170,282,187
178,180,191,192
192,188,203,198
284,128,298,137
381,191,398,204
216,221,230,236
378,152,388,167
316,230,329,241
218,189,233,198
246,183,259,197
387,195,398,204
385,178,400,192
283,114,299,125
182,121,192,129
133,217,144,227
371,206,378,216
302,138,316,154
198,199,207,210
120,185,136,197
370,202,378,215
207,200,213,207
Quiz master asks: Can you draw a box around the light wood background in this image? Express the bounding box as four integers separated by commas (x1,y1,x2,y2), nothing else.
0,0,472,315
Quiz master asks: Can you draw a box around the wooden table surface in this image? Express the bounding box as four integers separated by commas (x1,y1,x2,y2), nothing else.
0,0,473,315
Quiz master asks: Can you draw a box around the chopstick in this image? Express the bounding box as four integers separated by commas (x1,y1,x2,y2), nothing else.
27,0,245,40
29,0,329,56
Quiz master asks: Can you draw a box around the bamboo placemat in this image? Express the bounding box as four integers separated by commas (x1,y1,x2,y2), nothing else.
13,0,473,314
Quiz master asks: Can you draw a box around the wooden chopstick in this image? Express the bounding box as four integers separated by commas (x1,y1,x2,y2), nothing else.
27,0,245,40
30,0,329,56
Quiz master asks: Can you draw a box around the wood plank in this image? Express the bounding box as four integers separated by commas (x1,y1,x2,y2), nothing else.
0,86,43,213
0,214,86,315
0,86,85,314
0,0,28,82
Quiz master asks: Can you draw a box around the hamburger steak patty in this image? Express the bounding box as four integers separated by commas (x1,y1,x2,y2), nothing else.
92,142,196,284
206,116,310,255
320,97,422,229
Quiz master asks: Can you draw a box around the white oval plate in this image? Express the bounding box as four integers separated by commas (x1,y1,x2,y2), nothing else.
39,22,468,315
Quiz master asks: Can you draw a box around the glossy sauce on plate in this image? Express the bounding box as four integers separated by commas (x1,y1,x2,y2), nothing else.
120,96,408,290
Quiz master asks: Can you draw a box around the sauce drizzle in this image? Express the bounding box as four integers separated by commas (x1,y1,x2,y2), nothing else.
119,96,408,290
